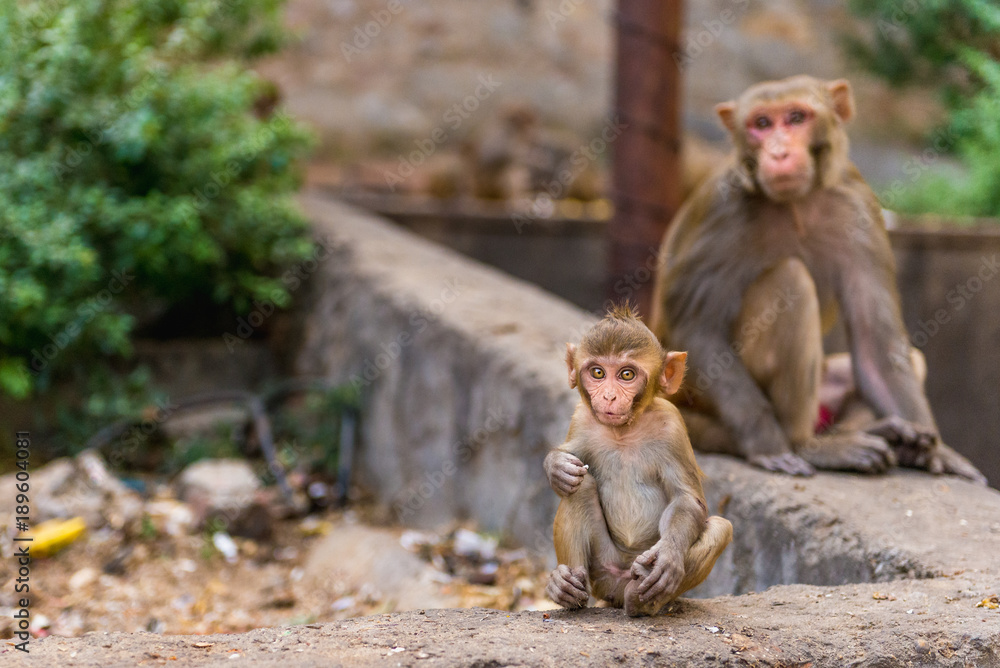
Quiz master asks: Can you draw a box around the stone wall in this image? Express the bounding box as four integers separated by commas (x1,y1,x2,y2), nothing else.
258,0,942,184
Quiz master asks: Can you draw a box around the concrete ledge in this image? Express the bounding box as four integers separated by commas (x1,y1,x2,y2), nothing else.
694,458,1000,597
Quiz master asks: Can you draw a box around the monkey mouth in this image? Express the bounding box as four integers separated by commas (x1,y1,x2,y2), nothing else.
600,411,629,425
764,176,811,201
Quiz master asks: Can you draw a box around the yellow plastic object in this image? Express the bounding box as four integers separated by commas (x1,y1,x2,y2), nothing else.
25,517,87,558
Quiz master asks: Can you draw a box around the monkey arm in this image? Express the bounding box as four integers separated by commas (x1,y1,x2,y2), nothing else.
838,240,937,430
630,486,708,604
840,258,988,483
656,492,708,554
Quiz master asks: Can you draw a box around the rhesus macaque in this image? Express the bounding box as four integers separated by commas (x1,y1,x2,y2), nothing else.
544,306,733,616
464,103,603,202
649,75,986,484
465,104,539,200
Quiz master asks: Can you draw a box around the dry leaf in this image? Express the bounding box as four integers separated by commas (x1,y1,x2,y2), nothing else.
975,595,999,610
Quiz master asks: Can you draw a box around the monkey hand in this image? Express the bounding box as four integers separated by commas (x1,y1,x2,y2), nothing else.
546,565,589,609
865,416,936,461
544,450,588,497
630,542,684,605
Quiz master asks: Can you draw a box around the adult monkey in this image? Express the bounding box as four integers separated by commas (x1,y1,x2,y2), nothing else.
649,75,986,483
544,305,732,616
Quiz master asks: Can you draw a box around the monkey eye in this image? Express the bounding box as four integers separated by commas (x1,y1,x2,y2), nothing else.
590,367,605,379
619,368,636,381
787,109,807,125
753,115,771,130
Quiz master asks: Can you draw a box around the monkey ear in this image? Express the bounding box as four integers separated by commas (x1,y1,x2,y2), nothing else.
659,351,687,396
715,102,738,136
565,343,578,389
827,79,855,124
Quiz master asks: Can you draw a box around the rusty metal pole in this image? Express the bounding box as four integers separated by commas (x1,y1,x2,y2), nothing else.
608,0,684,317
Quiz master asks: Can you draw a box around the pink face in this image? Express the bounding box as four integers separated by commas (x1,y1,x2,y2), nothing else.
745,103,817,201
580,356,646,427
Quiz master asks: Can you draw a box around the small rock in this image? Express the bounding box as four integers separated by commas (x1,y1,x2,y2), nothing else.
331,596,355,611
69,567,99,591
3,452,143,531
274,546,298,561
174,559,198,574
176,459,272,540
302,523,461,612
400,530,437,552
469,562,499,585
145,500,195,537
453,528,497,561
213,531,239,563
266,590,297,609
103,545,133,576
28,613,51,638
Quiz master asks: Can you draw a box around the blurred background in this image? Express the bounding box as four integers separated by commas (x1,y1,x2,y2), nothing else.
0,0,998,641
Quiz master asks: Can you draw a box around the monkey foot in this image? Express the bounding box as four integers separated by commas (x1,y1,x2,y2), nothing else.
866,416,935,450
623,578,669,617
546,565,589,609
800,432,896,474
748,452,815,477
926,444,988,486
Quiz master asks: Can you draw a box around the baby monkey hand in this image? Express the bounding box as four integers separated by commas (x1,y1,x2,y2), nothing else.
544,451,588,497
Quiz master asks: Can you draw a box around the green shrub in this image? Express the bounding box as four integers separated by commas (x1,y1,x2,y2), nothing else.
846,0,1000,218
0,0,314,399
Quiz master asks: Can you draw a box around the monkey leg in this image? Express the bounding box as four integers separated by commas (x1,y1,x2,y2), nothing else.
623,516,733,617
549,474,629,609
737,259,894,473
728,258,821,474
737,258,823,444
677,406,736,455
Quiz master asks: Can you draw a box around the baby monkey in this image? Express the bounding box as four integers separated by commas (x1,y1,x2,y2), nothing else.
545,305,732,616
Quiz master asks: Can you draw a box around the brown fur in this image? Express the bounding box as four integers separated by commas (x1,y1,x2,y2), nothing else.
544,309,732,616
648,76,986,483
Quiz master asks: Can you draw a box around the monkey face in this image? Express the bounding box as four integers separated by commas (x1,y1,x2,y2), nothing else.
580,356,646,427
715,76,856,203
744,103,817,202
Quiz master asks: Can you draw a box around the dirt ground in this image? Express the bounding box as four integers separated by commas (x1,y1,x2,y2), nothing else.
0,506,555,640
9,575,1000,667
